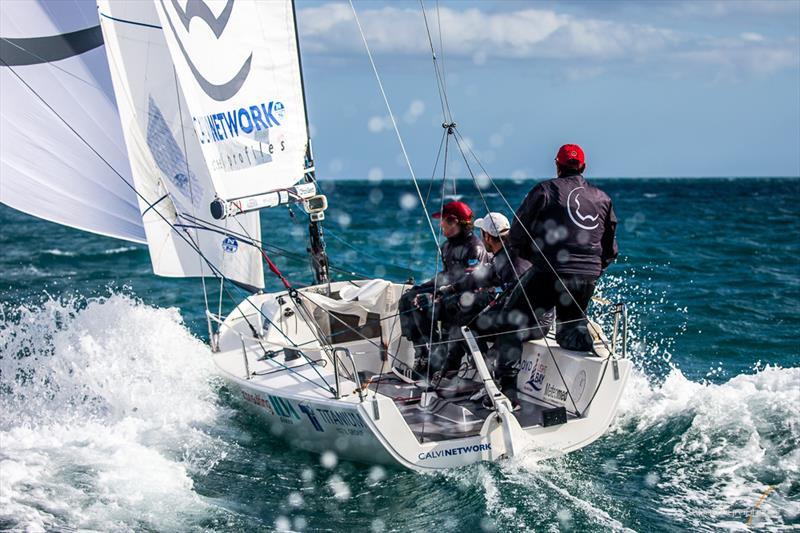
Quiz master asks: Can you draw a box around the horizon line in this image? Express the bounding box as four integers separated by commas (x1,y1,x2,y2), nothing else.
317,175,800,181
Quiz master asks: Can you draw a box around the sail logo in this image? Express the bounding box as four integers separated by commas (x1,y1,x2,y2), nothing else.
193,101,283,145
159,0,251,102
222,236,238,253
567,187,600,230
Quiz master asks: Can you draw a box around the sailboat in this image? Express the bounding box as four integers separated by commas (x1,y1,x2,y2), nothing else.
1,0,631,471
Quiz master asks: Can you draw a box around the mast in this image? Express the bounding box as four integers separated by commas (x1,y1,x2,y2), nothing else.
291,0,330,286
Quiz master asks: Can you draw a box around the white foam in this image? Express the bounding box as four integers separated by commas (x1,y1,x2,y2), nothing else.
613,366,800,528
43,249,77,257
101,246,139,255
0,294,225,530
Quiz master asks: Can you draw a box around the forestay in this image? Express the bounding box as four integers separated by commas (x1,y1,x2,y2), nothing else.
98,0,263,289
0,0,146,244
154,0,310,206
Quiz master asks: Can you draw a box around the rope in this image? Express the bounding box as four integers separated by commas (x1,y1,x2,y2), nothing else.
452,130,584,415
455,131,614,356
348,0,440,250
2,53,342,396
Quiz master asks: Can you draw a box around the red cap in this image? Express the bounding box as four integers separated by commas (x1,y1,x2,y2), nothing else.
432,201,473,222
556,144,585,168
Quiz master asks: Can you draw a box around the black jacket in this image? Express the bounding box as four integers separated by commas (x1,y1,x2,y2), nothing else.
417,231,488,292
508,174,618,278
450,247,532,293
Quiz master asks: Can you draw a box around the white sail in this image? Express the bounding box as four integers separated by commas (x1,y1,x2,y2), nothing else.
98,0,264,289
154,0,310,204
0,0,146,243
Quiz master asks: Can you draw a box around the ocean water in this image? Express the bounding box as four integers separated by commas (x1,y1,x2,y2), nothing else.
1,177,798,532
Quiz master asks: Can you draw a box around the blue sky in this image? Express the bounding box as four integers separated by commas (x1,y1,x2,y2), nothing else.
295,0,800,179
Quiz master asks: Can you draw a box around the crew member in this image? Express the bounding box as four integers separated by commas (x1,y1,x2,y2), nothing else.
398,201,488,376
432,212,533,376
507,143,618,352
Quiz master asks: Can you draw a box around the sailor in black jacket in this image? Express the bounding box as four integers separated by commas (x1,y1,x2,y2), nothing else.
398,201,488,376
432,212,533,374
506,144,618,353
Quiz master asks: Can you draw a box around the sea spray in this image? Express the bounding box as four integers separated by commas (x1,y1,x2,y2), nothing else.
0,294,227,531
612,366,800,529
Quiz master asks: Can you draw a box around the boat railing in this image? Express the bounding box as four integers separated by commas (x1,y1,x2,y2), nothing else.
332,347,365,402
610,302,628,359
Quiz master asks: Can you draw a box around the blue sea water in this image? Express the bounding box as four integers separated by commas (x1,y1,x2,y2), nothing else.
1,177,798,531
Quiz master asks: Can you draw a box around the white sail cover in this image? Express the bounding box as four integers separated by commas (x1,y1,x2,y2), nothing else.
98,0,264,289
154,0,309,202
0,0,146,243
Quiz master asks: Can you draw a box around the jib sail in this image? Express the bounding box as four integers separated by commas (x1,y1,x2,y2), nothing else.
98,0,264,289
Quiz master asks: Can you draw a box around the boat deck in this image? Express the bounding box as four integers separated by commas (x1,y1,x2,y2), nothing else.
371,373,578,442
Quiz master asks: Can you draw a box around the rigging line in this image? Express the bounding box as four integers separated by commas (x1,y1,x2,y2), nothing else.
348,0,440,251
419,0,453,124
141,193,169,216
453,131,581,416
423,129,452,375
324,229,414,276
172,66,211,317
251,358,327,379
456,131,613,356
418,0,448,123
293,290,412,381
418,154,450,441
179,215,371,281
435,0,449,106
252,339,334,394
412,128,448,280
371,281,410,399
2,57,276,354
228,214,340,379
424,128,448,206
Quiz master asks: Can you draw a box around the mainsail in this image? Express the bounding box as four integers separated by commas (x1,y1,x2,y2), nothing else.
154,0,312,216
0,0,146,243
97,0,263,289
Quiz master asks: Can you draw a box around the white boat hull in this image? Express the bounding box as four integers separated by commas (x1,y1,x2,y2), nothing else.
212,280,631,471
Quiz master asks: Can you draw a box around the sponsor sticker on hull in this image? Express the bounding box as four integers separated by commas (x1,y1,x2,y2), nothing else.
418,444,491,461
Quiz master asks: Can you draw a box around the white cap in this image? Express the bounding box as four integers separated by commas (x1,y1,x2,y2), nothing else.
474,212,510,237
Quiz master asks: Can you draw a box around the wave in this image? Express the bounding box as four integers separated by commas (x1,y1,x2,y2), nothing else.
612,366,799,529
459,366,800,531
0,294,225,531
42,246,140,259
43,249,77,257
0,292,797,531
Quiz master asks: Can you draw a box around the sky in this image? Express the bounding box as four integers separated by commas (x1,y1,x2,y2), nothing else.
294,0,800,179
10,0,800,180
